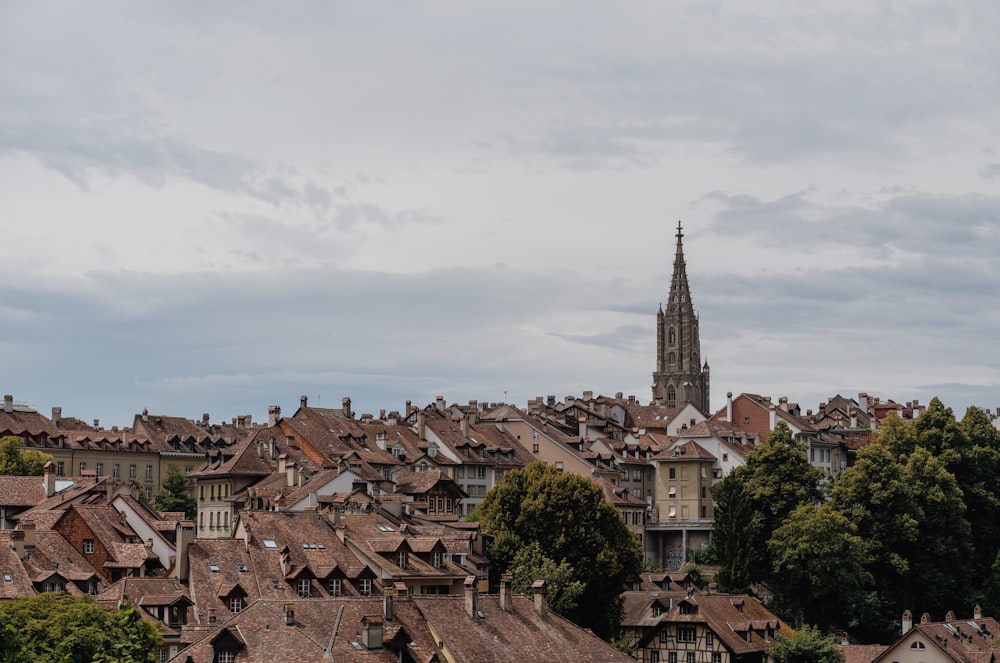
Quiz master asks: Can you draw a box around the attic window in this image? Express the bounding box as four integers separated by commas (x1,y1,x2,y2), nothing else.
2,573,11,582
208,563,221,573
236,563,248,572
376,525,395,532
269,579,282,590
262,538,278,549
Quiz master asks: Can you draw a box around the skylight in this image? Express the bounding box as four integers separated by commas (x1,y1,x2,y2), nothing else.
2,573,12,582
208,563,220,573
262,538,278,549
376,525,395,532
236,563,248,572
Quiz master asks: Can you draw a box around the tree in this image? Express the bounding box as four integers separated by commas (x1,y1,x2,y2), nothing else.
0,593,162,663
711,422,823,590
152,465,196,519
768,625,844,663
768,504,872,629
0,435,52,475
508,542,586,616
477,462,643,640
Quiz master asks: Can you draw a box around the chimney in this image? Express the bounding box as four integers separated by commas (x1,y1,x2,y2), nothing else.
945,611,955,623
578,416,588,440
583,390,593,401
284,604,295,626
51,406,62,425
850,408,858,428
20,520,36,549
768,405,777,430
500,573,513,612
285,461,297,488
300,395,308,409
468,401,478,424
779,396,789,412
921,613,931,625
547,395,555,406
902,610,913,634
841,632,850,646
3,394,12,413
464,576,478,619
416,411,426,440
532,579,547,619
342,397,353,419
975,605,983,620
383,587,394,621
268,405,281,427
207,608,217,624
362,615,384,650
43,461,57,497
726,392,733,423
93,419,100,429
9,530,25,558
175,520,194,582
435,395,446,413
405,400,412,416
202,413,210,426
460,415,470,438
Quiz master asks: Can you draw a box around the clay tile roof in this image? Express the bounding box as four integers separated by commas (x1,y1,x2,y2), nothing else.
0,476,45,507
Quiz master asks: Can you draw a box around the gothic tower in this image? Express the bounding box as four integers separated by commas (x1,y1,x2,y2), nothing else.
652,221,710,414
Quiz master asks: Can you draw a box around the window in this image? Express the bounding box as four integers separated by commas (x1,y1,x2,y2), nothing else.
677,627,696,643
328,579,342,596
667,385,676,407
743,417,750,424
668,506,677,518
432,551,442,568
668,653,677,663
477,466,486,479
669,468,676,479
79,462,86,474
129,464,137,480
650,652,660,663
216,652,236,663
652,605,663,617
397,551,408,568
229,597,243,614
262,538,278,549
532,443,539,453
712,654,721,663
145,487,153,500
687,654,695,663
113,464,120,479
297,579,311,597
56,461,64,476
96,463,103,477
3,573,13,582
83,539,95,554
706,632,714,647
532,430,539,440
359,579,372,596
910,642,927,649
668,486,677,498
146,464,153,480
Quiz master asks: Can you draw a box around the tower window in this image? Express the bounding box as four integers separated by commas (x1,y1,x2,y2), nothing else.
668,329,676,345
667,385,676,408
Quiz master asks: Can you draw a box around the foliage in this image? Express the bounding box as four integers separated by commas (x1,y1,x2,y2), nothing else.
0,435,52,475
679,563,707,589
768,625,844,663
712,422,823,591
768,504,872,629
0,593,162,663
152,465,197,519
477,462,643,640
508,542,586,616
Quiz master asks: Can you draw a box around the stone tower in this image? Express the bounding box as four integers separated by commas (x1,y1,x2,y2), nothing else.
652,221,710,413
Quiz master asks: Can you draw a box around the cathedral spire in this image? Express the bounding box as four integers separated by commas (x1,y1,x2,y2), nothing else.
653,220,710,414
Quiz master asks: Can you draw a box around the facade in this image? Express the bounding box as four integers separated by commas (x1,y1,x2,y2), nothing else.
864,609,999,663
652,223,711,414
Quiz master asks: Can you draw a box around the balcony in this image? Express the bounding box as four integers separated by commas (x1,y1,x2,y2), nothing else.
644,517,714,531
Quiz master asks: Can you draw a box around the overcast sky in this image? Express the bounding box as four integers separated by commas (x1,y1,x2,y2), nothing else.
2,1,999,428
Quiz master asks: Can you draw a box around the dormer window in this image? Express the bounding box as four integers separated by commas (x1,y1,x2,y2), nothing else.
397,551,408,569
432,551,442,568
297,579,311,597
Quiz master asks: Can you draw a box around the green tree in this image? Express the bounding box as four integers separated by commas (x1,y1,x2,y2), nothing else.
711,467,756,592
477,462,642,640
768,504,872,629
508,542,586,616
0,435,52,475
152,465,196,519
712,422,823,591
768,625,844,663
0,593,162,663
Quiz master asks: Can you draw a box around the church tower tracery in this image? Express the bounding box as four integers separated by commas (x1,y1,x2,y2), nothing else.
653,221,710,414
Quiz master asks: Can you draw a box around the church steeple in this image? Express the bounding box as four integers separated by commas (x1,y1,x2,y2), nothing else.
652,221,710,414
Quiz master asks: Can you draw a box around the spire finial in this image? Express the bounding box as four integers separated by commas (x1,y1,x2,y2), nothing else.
676,220,683,239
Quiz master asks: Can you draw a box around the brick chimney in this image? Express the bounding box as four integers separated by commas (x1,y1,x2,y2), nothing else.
362,615,384,650
532,579,547,619
174,520,194,582
902,610,913,634
464,576,478,620
416,411,426,440
300,395,308,409
43,461,57,497
500,573,513,612
342,397,353,419
51,406,62,425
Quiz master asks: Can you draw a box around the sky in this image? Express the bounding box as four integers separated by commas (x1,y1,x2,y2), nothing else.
2,1,999,428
